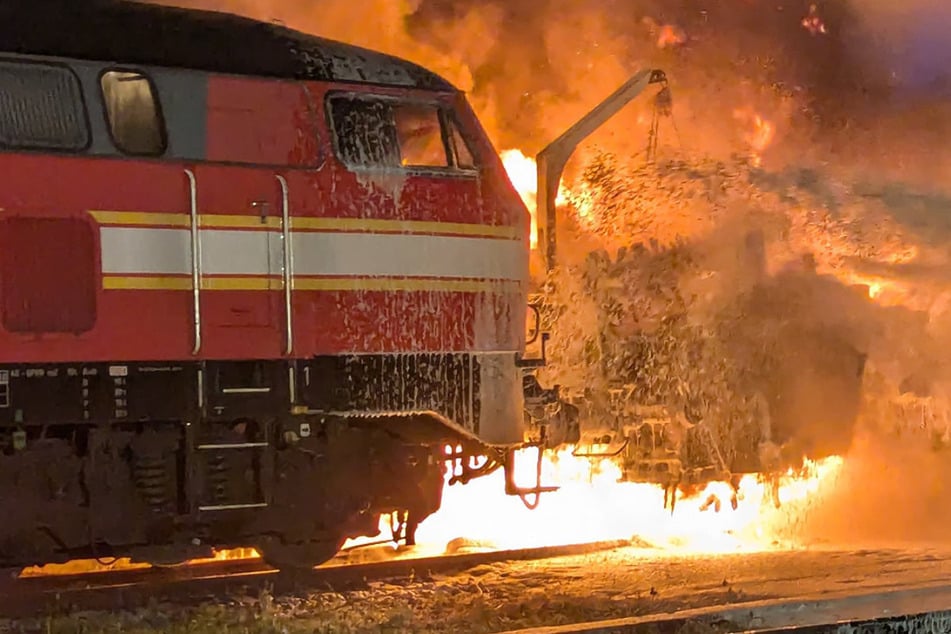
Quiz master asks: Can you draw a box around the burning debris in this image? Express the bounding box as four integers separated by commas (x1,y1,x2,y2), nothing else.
801,4,828,36
641,17,687,49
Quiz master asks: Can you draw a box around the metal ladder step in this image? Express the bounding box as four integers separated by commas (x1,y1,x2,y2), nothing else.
220,387,272,395
198,502,268,512
196,442,269,450
196,440,272,512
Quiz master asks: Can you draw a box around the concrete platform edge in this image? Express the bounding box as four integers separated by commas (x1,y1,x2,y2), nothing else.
496,580,951,633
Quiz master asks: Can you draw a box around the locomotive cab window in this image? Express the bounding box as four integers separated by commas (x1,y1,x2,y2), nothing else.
393,104,449,167
330,97,400,167
329,95,474,172
101,70,166,156
447,118,476,169
0,60,89,151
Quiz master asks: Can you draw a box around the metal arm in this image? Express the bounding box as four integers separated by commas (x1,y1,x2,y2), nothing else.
536,69,668,271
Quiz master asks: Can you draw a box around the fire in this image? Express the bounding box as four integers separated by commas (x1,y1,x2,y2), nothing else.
641,17,686,49
656,24,687,49
410,448,843,554
501,149,540,249
501,149,594,248
19,547,262,578
341,447,844,557
733,108,776,166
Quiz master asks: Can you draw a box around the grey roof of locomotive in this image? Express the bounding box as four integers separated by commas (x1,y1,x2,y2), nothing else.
0,0,456,91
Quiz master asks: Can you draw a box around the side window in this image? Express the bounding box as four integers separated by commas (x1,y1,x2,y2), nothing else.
100,70,166,156
330,97,399,167
329,95,474,173
393,104,449,167
1,217,97,334
0,60,89,151
447,118,476,169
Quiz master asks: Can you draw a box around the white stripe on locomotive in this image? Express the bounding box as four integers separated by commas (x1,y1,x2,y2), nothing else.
99,226,526,282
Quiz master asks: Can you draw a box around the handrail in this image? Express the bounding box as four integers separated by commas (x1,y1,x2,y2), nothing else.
276,174,293,356
185,168,202,355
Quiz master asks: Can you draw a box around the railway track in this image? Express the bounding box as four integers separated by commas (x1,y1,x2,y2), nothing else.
0,539,630,619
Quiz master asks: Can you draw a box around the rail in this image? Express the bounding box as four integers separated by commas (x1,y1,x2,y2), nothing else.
185,168,202,355
276,174,293,356
0,540,629,619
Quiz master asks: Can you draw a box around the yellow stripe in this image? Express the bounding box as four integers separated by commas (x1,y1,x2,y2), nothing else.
90,211,282,230
200,215,281,229
290,217,520,239
88,210,520,239
90,211,189,228
103,276,283,291
103,275,192,290
202,276,283,291
102,276,519,293
294,277,520,293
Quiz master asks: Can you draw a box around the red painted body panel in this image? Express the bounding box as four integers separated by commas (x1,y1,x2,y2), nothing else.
0,74,529,363
206,76,321,167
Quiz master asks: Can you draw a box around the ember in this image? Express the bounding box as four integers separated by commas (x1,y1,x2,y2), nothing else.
801,4,828,36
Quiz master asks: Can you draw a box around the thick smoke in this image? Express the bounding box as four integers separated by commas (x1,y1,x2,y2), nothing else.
847,0,951,93
147,0,951,545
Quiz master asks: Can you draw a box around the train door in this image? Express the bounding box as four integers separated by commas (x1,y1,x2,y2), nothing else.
186,163,285,514
195,74,321,365
189,164,285,360
187,76,320,514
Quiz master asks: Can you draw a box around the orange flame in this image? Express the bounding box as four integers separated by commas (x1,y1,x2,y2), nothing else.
389,448,843,554
19,547,262,577
501,149,539,249
733,108,776,166
656,24,687,49
501,149,573,250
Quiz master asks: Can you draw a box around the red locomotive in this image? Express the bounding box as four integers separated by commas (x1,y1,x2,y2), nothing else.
0,0,556,570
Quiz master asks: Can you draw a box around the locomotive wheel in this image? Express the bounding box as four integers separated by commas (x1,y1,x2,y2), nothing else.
257,536,345,572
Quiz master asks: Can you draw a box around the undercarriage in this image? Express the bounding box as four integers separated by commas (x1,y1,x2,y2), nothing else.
0,414,451,571
521,376,849,512
0,353,538,572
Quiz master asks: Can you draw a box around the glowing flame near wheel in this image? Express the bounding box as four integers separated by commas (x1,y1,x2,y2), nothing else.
412,449,843,554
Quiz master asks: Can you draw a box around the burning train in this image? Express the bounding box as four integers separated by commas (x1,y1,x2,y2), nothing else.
0,0,866,571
